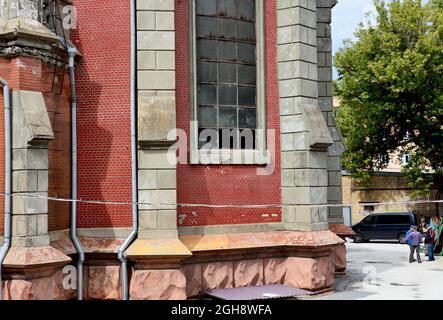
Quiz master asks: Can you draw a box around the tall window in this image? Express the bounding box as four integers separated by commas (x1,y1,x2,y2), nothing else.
195,0,258,150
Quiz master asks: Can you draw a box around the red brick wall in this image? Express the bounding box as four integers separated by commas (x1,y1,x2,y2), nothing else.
175,0,282,227
45,70,72,232
72,0,132,228
0,56,72,233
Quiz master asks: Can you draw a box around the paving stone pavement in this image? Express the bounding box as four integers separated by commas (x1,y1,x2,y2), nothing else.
311,240,443,300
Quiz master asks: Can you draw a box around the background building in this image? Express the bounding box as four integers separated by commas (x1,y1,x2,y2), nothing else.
334,97,441,225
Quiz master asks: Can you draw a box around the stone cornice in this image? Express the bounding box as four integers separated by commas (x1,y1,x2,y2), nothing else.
0,17,71,66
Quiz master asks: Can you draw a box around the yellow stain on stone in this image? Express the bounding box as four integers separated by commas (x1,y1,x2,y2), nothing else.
180,234,232,252
125,239,192,259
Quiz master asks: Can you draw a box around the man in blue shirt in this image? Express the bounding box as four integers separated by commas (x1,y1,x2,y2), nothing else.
403,226,423,263
405,226,414,246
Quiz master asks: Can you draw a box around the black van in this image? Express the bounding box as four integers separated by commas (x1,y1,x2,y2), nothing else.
352,212,420,243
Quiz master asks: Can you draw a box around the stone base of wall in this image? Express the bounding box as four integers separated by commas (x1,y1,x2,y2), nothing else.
2,230,345,300
130,269,187,300
84,265,122,300
328,223,353,275
125,230,344,300
1,269,76,300
1,246,73,300
331,243,347,276
182,256,335,299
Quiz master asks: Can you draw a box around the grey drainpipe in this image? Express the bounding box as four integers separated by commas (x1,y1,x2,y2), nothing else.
117,0,138,300
0,78,11,301
67,46,85,300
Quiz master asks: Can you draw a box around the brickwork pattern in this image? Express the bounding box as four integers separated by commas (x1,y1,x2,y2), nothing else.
72,0,133,228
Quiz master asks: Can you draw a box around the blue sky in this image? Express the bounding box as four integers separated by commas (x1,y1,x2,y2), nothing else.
332,0,376,78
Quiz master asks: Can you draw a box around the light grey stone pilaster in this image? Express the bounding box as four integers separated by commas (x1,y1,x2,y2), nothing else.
11,90,54,247
136,0,178,239
316,0,345,224
277,0,334,231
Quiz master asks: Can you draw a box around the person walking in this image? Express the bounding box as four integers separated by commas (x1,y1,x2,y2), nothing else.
403,226,423,263
424,227,436,261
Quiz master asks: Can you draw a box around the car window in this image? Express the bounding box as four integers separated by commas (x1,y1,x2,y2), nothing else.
362,215,376,225
377,215,410,224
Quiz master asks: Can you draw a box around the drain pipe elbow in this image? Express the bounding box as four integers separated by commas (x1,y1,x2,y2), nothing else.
118,0,138,300
0,77,11,300
67,46,85,300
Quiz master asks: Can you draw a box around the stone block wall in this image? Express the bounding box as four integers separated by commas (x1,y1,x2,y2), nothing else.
277,0,334,232
316,0,345,224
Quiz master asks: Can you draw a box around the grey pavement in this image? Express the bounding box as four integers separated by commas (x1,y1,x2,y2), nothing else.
312,240,443,300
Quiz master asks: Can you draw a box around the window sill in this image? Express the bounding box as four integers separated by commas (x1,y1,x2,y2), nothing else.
190,149,271,165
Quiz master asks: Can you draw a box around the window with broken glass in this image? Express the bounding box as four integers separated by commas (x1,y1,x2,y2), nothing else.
196,0,257,150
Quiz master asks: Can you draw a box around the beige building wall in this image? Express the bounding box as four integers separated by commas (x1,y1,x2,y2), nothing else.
343,173,439,224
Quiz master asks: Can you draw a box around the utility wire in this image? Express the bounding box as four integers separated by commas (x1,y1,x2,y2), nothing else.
0,192,441,209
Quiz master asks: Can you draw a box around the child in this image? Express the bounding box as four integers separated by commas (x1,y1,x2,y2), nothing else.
424,227,436,261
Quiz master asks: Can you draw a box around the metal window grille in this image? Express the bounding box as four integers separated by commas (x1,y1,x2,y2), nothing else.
196,0,257,150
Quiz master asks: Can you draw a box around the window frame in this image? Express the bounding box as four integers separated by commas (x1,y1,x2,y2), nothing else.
189,0,268,165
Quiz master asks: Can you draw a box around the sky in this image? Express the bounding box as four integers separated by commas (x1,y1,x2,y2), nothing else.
332,0,377,78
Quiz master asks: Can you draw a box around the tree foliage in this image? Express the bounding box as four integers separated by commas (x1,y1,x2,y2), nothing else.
335,0,443,202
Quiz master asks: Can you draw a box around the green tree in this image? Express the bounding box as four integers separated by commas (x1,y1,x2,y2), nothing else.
334,0,443,213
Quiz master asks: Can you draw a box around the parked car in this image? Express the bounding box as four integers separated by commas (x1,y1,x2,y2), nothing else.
352,212,420,243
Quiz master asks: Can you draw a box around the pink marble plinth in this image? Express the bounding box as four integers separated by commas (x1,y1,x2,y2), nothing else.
86,265,121,300
264,256,335,291
201,262,234,290
332,243,347,273
233,259,264,288
1,269,76,300
129,269,186,300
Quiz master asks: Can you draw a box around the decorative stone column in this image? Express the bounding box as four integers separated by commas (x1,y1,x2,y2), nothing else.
277,0,334,232
316,0,345,224
11,90,53,247
136,0,178,241
0,1,74,299
316,0,353,275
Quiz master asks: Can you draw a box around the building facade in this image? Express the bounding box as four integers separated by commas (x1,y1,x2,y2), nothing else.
0,0,352,300
343,172,441,225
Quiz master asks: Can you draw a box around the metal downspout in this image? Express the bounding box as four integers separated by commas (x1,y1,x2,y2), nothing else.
68,47,85,300
118,0,138,300
0,78,11,300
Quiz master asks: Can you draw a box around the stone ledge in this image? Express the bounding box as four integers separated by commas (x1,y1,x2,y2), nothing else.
52,236,126,255
80,237,125,254
329,223,355,239
125,238,192,261
3,246,71,270
0,18,58,41
180,230,344,253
